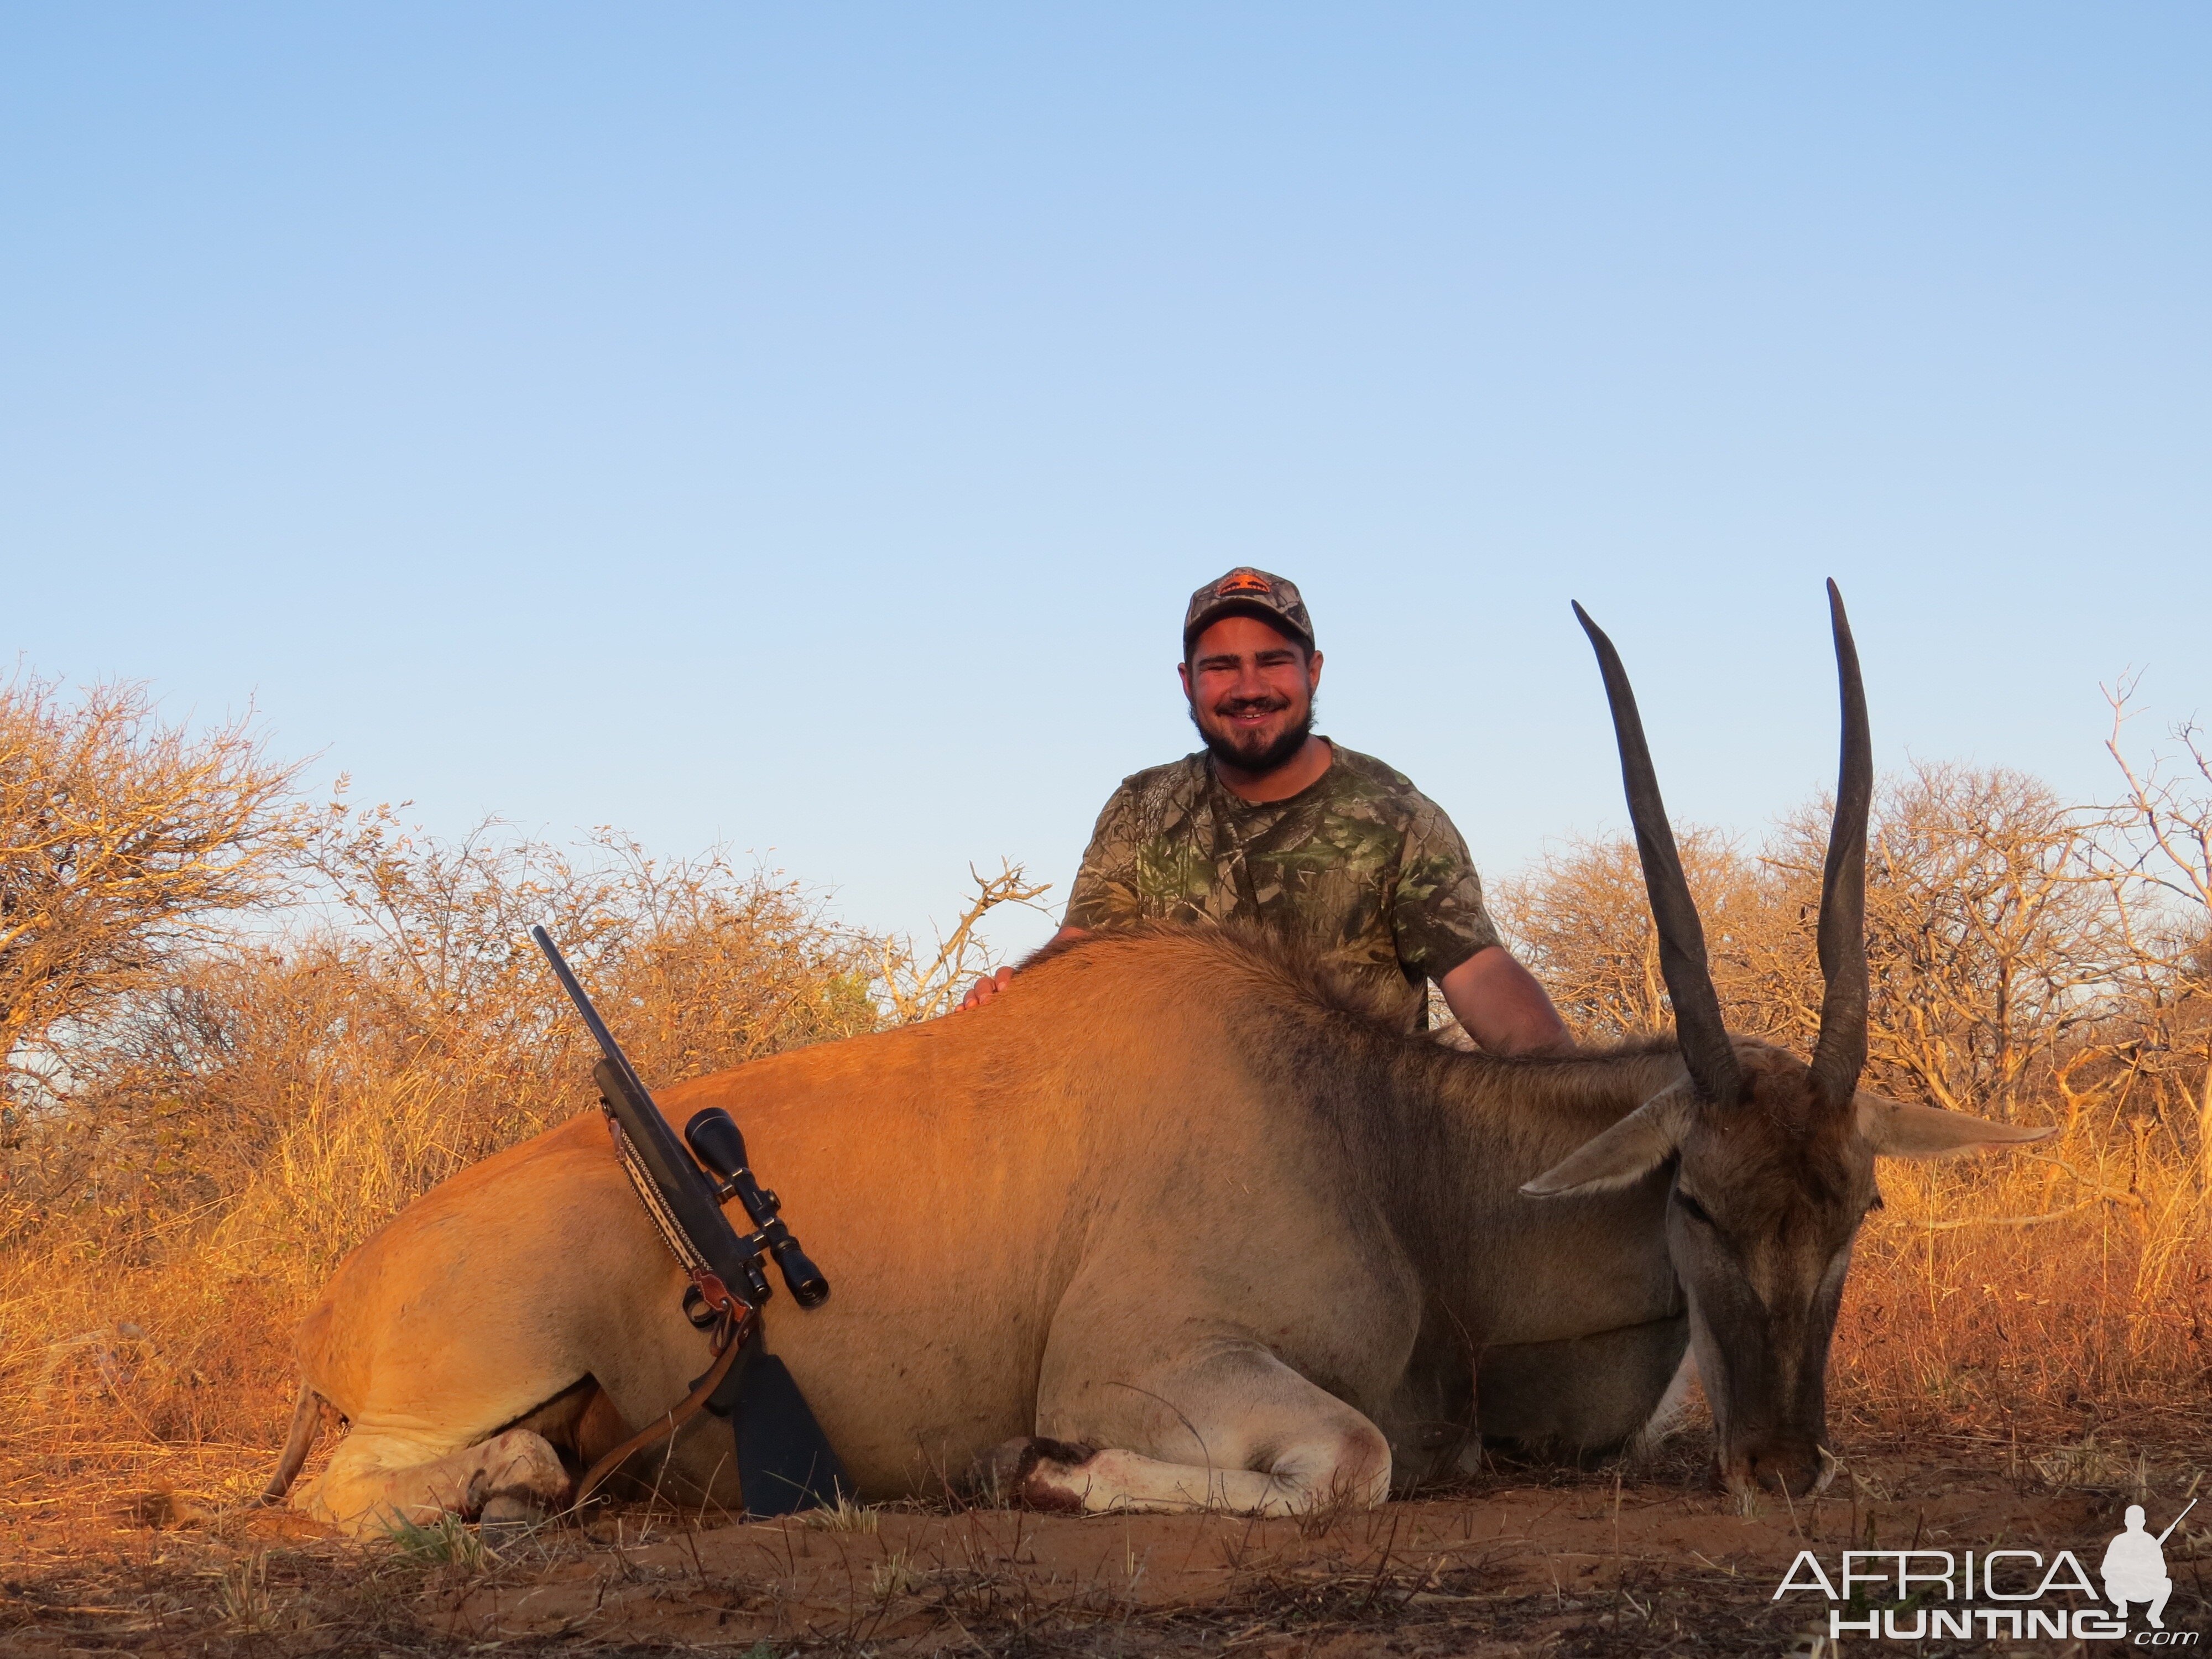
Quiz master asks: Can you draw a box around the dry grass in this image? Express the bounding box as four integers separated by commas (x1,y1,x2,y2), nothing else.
1832,1097,2210,1447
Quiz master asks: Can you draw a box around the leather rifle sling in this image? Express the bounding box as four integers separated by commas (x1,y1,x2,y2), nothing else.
571,1310,752,1511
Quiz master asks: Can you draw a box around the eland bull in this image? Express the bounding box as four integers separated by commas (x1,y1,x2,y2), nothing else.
264,584,2044,1533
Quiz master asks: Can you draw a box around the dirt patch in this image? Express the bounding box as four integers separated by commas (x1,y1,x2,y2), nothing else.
4,1433,2208,1656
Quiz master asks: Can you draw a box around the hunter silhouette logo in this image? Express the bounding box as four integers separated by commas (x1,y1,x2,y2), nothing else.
2106,1500,2194,1631
1774,1497,2200,1642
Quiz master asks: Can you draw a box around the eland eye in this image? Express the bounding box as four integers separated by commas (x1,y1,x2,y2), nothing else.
1672,1190,1716,1226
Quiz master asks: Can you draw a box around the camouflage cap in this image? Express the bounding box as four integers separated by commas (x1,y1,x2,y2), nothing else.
1182,567,1315,655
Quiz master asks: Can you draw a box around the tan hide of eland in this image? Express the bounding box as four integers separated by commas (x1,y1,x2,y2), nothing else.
275,925,2037,1533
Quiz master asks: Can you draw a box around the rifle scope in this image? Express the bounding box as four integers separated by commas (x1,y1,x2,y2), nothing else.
685,1108,831,1308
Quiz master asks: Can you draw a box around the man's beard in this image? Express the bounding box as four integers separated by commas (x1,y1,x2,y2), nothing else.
1190,697,1316,776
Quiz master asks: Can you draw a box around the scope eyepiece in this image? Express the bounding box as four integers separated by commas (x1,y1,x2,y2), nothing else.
772,1238,831,1307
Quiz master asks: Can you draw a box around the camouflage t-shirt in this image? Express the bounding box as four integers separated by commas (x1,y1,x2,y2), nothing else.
1062,743,1501,1030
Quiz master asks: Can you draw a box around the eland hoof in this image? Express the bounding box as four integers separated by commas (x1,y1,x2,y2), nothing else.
966,1436,1097,1510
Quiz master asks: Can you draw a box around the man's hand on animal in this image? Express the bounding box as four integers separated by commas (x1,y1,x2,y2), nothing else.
956,567,1573,1056
958,963,1020,1012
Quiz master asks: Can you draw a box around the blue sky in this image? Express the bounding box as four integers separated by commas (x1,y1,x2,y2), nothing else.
4,6,2206,957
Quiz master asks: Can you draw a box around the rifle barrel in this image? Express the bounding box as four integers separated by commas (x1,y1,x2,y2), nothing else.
529,924,761,1305
529,926,649,1096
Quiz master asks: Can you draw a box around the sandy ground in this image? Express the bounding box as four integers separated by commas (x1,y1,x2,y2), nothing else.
3,1433,2207,1656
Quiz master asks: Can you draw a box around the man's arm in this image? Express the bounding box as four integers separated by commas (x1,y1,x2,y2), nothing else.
1438,945,1575,1057
1388,792,1573,1058
957,925,1086,1012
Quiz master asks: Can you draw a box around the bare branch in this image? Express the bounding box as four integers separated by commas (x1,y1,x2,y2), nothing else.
877,860,1054,1024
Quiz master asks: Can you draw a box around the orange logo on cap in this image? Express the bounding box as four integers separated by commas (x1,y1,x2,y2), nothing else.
1217,572,1273,596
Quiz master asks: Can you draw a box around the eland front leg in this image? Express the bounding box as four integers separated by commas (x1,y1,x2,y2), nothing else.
984,1337,1392,1516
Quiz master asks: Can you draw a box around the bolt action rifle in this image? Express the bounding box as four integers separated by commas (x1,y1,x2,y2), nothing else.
529,924,849,1516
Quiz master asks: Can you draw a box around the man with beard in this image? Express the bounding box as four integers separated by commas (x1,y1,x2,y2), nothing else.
961,568,1572,1054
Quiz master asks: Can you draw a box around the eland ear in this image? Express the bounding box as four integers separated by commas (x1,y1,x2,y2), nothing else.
1521,1089,1691,1198
1856,1093,2054,1159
